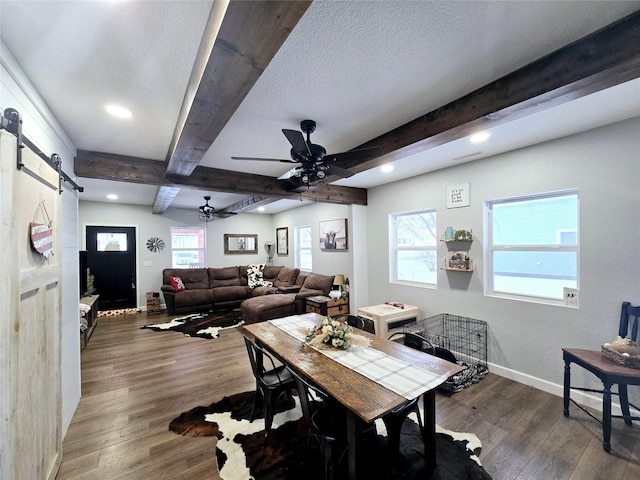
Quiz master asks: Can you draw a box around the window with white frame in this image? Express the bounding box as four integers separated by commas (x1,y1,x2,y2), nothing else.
389,209,437,286
170,227,206,268
486,189,578,302
295,225,312,271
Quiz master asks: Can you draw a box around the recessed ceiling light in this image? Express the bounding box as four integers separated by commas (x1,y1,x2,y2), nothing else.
470,132,490,143
106,194,118,200
258,206,265,212
381,164,394,173
105,105,132,119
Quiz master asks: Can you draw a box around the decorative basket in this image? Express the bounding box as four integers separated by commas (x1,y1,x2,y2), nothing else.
601,345,640,369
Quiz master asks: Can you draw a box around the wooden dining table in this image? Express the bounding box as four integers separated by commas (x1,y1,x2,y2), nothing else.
242,313,464,479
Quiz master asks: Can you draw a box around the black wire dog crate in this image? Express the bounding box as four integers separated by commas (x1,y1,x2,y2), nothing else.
404,313,488,393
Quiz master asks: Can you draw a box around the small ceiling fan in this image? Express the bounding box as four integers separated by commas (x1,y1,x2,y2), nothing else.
232,119,384,187
198,196,236,222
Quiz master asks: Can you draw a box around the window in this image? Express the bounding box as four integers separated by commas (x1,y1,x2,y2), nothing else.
171,227,206,268
486,189,578,302
295,225,312,271
390,209,437,286
96,232,128,252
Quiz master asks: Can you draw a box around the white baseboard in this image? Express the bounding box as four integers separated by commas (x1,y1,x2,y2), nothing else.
488,362,640,417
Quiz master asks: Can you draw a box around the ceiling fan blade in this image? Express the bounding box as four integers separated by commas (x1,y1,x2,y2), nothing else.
232,156,295,163
325,164,355,178
282,129,310,155
324,146,384,163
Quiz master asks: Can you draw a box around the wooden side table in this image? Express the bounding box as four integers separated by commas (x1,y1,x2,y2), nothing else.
305,295,349,317
563,348,640,452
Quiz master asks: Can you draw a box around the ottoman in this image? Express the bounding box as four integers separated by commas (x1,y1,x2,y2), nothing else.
241,293,298,324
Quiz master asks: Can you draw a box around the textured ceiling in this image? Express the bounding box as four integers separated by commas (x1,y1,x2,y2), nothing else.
1,0,639,215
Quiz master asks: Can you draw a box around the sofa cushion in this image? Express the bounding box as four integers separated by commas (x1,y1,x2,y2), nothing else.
299,273,335,295
169,276,186,291
262,265,282,282
241,293,298,324
239,265,249,286
251,286,278,296
163,268,209,289
274,267,300,288
209,266,241,287
212,285,249,303
173,289,213,309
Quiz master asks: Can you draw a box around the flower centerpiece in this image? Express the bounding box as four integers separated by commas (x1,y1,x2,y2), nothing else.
304,316,353,350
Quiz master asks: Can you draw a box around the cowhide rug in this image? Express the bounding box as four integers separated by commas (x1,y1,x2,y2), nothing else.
169,391,492,480
140,310,243,339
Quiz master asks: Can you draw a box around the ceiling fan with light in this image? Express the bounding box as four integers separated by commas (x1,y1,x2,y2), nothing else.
198,196,237,222
232,119,384,187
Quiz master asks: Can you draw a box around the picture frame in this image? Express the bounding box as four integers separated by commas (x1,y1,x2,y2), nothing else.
319,218,348,250
223,233,258,254
446,182,470,209
276,227,288,255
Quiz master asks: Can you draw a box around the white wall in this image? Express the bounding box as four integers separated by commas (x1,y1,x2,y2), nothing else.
1,41,80,436
273,202,357,303
366,117,640,408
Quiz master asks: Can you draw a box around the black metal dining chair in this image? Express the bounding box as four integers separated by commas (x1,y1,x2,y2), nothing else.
382,331,434,474
334,314,376,334
243,334,296,443
288,366,378,480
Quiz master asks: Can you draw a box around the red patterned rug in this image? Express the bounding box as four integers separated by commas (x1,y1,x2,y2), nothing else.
140,310,243,339
169,390,492,480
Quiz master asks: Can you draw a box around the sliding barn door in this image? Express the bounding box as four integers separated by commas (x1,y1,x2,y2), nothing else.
0,130,62,479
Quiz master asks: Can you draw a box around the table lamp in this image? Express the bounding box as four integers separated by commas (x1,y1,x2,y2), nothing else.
330,274,345,299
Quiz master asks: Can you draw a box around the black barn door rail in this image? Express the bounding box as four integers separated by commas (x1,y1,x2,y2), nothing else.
1,107,83,194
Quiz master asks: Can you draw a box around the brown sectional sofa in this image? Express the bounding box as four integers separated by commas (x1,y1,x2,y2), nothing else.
161,266,334,322
240,272,335,324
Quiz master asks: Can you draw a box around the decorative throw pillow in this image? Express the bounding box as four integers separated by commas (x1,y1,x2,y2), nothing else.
247,264,273,289
169,276,186,292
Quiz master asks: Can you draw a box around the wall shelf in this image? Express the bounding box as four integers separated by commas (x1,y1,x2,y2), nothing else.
441,255,473,272
441,228,473,272
441,228,473,242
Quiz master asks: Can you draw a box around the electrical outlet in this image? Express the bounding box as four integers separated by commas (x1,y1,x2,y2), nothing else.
563,287,579,308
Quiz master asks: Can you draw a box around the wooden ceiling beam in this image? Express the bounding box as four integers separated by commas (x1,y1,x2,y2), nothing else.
165,0,311,177
75,150,367,206
153,0,311,214
221,195,278,213
330,10,640,175
82,10,639,212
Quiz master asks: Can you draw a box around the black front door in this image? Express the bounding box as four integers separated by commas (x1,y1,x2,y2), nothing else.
86,226,137,311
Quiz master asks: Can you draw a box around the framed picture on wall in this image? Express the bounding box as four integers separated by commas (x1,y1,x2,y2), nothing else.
276,227,288,255
319,218,348,250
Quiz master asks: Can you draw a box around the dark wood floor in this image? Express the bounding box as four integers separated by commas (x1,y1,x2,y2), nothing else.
56,312,640,479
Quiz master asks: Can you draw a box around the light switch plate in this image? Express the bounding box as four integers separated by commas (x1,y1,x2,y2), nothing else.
563,287,579,308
